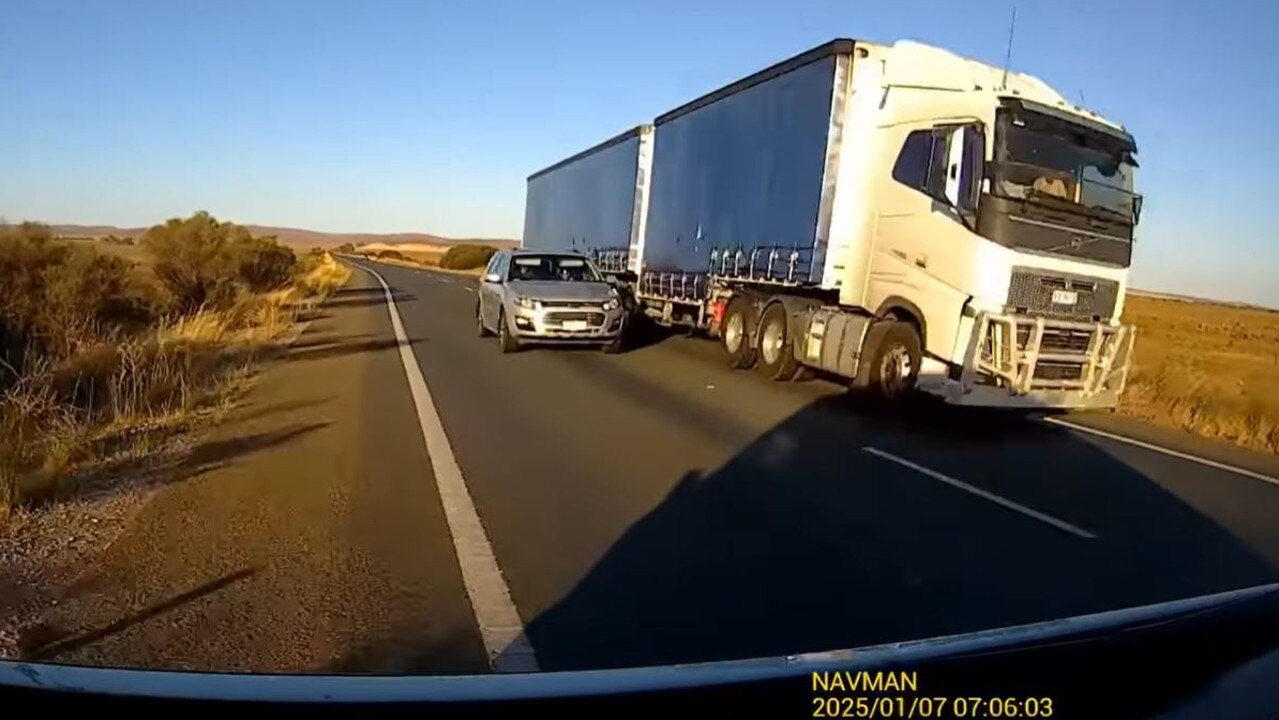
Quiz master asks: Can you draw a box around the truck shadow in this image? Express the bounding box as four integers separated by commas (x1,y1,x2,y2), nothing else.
511,393,1279,671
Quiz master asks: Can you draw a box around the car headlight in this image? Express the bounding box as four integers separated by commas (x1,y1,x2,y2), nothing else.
602,298,620,311
513,296,539,310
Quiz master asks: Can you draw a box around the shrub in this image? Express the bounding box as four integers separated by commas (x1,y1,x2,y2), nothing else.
143,212,296,311
0,223,158,380
376,249,407,261
335,243,356,253
440,244,497,270
235,235,296,292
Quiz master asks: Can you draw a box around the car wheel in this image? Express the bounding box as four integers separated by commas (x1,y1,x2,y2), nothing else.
755,303,801,381
497,309,520,353
852,320,921,400
476,302,492,337
721,298,757,369
601,332,624,354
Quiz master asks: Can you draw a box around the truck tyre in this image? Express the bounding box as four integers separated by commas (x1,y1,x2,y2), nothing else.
755,303,802,381
497,309,521,354
721,298,757,369
476,303,492,337
853,320,921,400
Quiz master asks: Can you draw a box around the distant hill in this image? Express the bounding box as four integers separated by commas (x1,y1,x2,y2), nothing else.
1128,288,1276,312
39,223,519,250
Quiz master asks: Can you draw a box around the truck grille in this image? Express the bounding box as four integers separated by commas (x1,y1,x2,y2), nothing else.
1016,325,1093,353
1006,268,1119,321
1033,362,1085,381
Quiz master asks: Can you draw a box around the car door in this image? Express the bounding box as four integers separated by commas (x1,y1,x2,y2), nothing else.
479,252,507,329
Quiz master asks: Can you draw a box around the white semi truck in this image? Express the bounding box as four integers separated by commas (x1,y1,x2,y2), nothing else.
522,39,1140,409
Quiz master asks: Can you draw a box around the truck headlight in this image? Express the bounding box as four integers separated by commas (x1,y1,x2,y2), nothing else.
602,298,620,311
513,296,539,310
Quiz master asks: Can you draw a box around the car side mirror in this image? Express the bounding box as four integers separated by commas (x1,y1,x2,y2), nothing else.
483,273,501,283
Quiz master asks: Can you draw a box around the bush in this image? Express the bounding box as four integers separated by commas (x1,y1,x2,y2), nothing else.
440,244,497,270
0,223,158,380
235,235,296,292
102,234,135,245
143,212,296,311
376,249,407,261
335,243,356,253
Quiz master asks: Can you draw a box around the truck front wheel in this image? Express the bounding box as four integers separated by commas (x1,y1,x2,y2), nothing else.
721,298,757,369
853,321,921,399
755,303,801,381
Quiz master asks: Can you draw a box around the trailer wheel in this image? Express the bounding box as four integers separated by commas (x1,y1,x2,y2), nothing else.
853,321,921,399
497,309,521,354
755,303,801,381
721,298,757,369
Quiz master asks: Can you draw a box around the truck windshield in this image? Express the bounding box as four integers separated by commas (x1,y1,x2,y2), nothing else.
993,111,1141,225
508,255,601,282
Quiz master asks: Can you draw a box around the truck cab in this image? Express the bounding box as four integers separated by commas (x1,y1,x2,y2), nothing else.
831,41,1139,408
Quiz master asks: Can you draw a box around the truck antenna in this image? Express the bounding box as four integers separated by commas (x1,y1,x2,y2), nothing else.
1078,89,1087,107
1000,5,1017,90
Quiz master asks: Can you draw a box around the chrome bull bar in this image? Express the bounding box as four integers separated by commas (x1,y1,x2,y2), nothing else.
965,313,1136,398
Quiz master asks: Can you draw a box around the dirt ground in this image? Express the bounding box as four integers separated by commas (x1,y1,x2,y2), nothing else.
1119,295,1279,454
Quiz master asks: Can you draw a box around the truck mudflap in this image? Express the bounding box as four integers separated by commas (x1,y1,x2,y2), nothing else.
919,313,1136,410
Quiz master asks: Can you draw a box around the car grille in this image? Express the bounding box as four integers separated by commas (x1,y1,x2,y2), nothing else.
1006,268,1119,321
539,300,604,309
546,311,605,327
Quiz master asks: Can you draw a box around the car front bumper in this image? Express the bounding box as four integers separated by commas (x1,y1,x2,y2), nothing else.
510,304,625,343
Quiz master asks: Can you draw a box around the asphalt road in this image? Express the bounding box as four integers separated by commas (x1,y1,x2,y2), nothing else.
348,259,1279,672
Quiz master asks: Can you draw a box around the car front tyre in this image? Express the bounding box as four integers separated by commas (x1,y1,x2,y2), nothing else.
497,309,521,354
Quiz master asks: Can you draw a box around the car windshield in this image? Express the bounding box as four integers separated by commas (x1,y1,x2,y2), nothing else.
508,255,600,282
994,111,1142,224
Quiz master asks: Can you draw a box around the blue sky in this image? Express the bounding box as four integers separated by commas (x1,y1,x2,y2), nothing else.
2,0,1275,305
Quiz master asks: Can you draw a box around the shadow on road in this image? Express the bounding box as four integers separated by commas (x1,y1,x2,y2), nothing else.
286,336,425,363
328,627,488,675
22,568,258,660
178,422,330,478
508,393,1279,671
324,286,417,309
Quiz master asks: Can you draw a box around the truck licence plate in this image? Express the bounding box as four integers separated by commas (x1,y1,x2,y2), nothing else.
562,320,588,331
1051,290,1079,306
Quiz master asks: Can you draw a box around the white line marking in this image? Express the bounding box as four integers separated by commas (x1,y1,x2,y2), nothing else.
439,278,454,284
861,447,1098,540
463,287,475,294
1043,417,1279,488
351,262,538,672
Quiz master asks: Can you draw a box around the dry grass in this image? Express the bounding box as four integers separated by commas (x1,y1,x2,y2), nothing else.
1118,295,1279,454
0,252,351,515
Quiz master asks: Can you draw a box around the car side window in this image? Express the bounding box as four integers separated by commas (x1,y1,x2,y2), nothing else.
484,253,502,278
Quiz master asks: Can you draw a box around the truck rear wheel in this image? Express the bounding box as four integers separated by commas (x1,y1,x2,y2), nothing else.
721,298,757,369
853,320,921,399
755,303,801,381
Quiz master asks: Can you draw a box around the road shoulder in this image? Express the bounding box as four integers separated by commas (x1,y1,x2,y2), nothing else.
20,270,488,673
